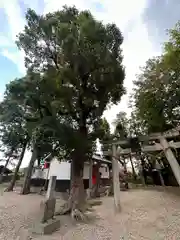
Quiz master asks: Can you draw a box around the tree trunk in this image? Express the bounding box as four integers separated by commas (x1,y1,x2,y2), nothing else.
69,156,85,208
55,151,87,220
56,121,88,220
129,154,137,180
21,146,37,195
0,155,12,184
5,141,27,192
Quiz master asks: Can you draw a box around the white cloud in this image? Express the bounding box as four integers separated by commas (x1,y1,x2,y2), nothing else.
0,36,13,47
0,0,26,73
0,1,25,41
44,0,147,31
1,49,26,73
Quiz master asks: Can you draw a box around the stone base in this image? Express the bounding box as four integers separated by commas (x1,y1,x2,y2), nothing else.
32,218,60,235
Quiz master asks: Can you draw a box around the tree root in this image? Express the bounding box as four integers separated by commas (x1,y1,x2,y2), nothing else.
71,208,87,221
104,186,113,196
55,202,71,216
55,198,102,221
4,187,12,192
87,199,102,207
55,204,87,221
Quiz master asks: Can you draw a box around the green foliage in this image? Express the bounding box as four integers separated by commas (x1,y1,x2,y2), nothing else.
132,52,180,133
113,111,129,139
130,21,180,134
0,96,28,162
164,21,180,71
97,118,111,141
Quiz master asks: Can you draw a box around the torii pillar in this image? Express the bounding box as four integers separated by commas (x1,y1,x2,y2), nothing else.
160,137,180,186
112,144,121,212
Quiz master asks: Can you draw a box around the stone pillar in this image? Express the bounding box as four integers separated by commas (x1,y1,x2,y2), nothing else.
46,175,56,200
32,175,60,235
160,137,180,186
112,144,121,212
42,176,57,223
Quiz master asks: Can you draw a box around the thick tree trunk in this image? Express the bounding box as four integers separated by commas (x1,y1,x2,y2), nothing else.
21,146,37,195
56,120,88,220
5,142,27,192
0,155,12,184
56,155,86,220
69,156,85,207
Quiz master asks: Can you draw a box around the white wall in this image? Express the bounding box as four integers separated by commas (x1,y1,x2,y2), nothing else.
31,168,46,179
100,164,109,179
31,158,110,180
48,159,71,180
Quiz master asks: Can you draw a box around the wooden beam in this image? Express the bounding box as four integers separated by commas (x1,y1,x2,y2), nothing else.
103,141,180,156
140,127,180,140
103,127,180,147
170,141,180,149
141,143,162,152
103,139,128,147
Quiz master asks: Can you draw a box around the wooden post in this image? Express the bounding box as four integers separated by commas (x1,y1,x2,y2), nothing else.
89,159,93,189
160,137,180,186
87,159,93,198
112,144,121,212
95,162,101,197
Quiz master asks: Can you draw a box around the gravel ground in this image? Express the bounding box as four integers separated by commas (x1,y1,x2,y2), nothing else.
0,188,180,239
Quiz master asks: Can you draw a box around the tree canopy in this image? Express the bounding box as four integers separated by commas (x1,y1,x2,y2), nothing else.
15,6,125,160
131,22,180,133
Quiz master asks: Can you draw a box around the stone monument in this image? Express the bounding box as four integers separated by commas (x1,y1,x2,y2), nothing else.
32,175,60,235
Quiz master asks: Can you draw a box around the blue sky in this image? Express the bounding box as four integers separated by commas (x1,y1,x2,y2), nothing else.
0,0,180,166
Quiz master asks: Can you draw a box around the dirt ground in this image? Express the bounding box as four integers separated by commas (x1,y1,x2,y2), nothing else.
0,188,180,239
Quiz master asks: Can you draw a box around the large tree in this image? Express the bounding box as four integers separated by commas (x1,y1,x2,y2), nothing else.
16,6,125,217
0,98,29,185
132,56,180,133
2,75,61,193
129,22,180,185
132,21,180,133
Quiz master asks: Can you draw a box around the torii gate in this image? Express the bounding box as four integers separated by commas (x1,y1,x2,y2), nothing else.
103,127,180,212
